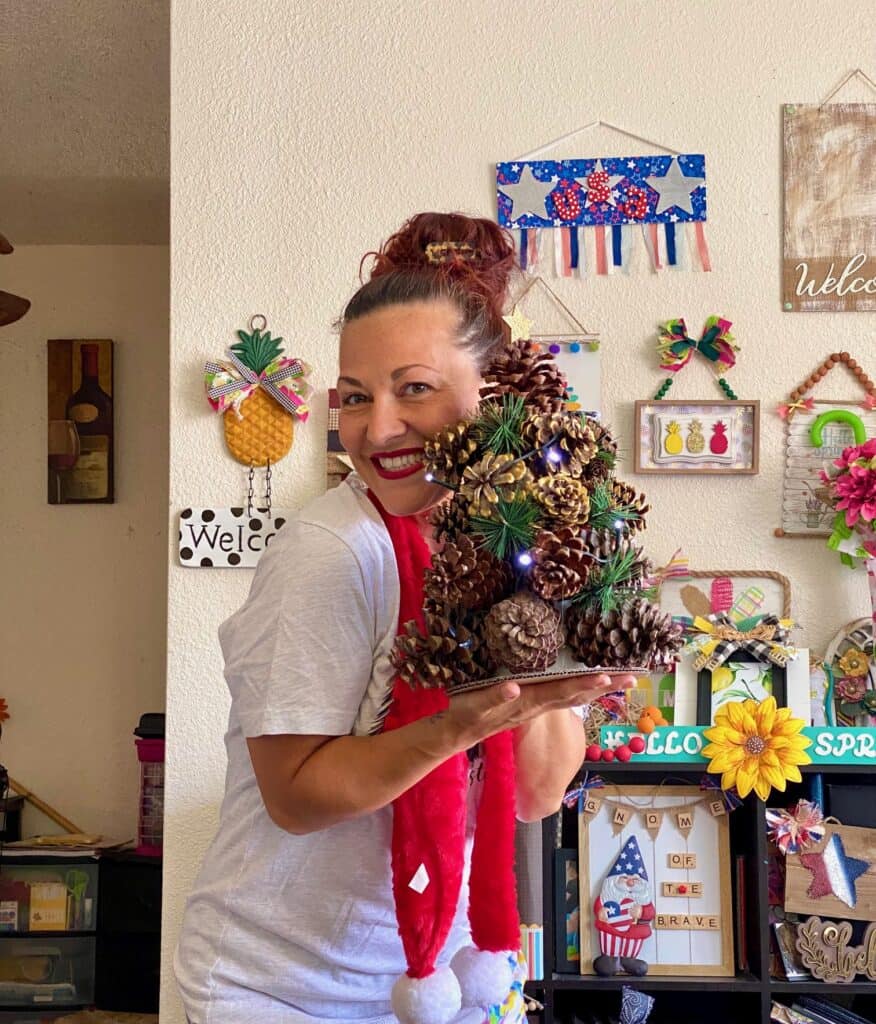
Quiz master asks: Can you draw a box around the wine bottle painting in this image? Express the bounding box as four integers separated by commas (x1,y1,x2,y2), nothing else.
47,340,114,504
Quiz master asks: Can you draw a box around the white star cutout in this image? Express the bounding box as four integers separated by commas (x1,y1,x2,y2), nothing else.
647,158,705,215
498,166,556,222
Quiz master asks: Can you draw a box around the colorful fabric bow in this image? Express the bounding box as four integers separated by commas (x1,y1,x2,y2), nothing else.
765,799,825,855
686,613,797,671
644,548,689,589
205,351,312,421
563,772,605,809
776,397,815,421
699,773,743,812
658,316,737,375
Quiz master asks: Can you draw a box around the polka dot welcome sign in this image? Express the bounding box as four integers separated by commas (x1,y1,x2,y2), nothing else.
178,507,292,567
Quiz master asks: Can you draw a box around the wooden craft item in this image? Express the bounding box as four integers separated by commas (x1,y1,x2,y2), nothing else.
795,916,876,983
668,853,697,869
655,913,719,930
785,823,876,922
661,881,703,897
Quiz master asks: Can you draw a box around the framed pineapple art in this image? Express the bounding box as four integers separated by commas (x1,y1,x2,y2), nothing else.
634,400,760,475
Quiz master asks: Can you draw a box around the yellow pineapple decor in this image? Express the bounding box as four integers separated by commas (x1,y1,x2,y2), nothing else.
663,420,683,455
205,316,312,466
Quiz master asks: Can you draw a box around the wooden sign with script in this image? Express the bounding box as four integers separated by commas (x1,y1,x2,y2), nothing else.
796,917,876,984
783,103,876,312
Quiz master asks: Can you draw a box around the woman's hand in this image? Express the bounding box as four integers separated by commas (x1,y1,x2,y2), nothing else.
443,671,637,752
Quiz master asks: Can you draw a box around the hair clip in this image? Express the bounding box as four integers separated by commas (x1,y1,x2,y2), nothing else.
424,241,481,264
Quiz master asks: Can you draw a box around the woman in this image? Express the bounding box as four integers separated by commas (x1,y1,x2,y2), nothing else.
175,212,635,1024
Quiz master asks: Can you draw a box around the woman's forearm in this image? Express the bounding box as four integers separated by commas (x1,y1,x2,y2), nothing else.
513,709,587,822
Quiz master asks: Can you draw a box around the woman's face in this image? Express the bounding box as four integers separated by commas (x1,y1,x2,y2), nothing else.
337,299,483,517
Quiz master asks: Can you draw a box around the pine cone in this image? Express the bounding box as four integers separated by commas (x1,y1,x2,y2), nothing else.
422,606,497,688
532,476,591,528
391,619,458,688
481,339,568,414
581,418,618,483
424,420,479,487
530,527,595,600
484,592,564,673
424,534,513,611
567,598,683,671
579,529,651,583
430,495,470,544
522,410,598,478
611,480,650,534
460,452,531,518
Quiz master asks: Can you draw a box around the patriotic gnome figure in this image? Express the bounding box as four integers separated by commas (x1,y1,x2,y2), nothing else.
593,836,654,977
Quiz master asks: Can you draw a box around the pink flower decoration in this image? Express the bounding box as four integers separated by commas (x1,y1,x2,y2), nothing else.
837,677,867,701
832,462,876,526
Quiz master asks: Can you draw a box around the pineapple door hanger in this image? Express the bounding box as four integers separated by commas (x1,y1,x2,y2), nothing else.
204,315,313,468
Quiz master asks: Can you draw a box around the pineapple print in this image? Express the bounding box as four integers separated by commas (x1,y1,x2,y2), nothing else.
710,421,729,455
686,419,705,454
664,421,683,455
224,325,293,466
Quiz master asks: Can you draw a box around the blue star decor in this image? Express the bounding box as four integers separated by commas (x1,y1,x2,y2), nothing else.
496,154,711,277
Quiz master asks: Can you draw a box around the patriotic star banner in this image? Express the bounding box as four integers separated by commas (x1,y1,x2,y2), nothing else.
496,154,711,276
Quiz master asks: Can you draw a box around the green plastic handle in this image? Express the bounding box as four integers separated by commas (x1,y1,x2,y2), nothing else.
810,409,867,447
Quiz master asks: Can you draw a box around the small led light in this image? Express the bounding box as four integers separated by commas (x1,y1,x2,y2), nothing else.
424,472,434,482
546,447,563,464
516,551,533,568
614,519,624,530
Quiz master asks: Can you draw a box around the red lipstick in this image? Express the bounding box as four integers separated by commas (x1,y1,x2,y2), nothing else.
370,448,425,480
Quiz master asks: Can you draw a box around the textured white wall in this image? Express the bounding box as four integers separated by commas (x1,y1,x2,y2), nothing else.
166,2,875,1019
0,246,169,839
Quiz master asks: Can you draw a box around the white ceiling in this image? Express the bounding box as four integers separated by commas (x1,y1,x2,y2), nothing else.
0,0,169,244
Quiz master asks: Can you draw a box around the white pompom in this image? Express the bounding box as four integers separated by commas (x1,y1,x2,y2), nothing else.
449,946,514,1008
390,967,462,1024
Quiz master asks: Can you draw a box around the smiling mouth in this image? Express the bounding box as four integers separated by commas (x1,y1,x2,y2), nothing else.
370,448,425,480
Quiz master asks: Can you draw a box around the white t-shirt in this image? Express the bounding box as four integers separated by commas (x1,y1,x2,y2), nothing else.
174,476,478,1024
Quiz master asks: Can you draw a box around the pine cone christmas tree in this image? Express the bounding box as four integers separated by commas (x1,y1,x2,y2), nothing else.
423,420,479,487
522,410,598,478
530,527,595,601
424,534,513,611
484,592,564,673
567,597,683,670
531,475,591,528
480,339,568,414
460,452,532,518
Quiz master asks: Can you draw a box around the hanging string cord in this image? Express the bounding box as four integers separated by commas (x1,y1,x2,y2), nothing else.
818,68,876,108
514,120,684,162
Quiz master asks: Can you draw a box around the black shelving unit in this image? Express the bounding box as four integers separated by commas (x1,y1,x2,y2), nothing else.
529,762,876,1024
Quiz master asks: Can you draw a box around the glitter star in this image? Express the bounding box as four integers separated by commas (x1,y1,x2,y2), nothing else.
502,306,533,342
647,158,705,215
498,166,556,222
800,833,870,908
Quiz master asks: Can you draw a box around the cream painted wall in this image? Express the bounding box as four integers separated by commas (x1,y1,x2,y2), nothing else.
0,246,169,839
166,2,875,1020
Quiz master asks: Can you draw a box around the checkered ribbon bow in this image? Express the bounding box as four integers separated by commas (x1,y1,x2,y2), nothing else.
687,613,796,672
205,351,311,421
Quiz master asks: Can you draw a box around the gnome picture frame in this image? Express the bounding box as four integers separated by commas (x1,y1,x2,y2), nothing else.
577,785,734,976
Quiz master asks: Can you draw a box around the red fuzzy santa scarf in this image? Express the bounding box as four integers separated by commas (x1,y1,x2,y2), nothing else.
370,494,519,1024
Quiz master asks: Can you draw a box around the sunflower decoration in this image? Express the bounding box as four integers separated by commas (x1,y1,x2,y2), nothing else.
703,697,811,802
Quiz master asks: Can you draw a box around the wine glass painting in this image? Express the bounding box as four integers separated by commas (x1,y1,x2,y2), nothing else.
47,340,114,504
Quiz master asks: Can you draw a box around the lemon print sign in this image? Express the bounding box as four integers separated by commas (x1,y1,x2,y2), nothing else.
711,662,773,720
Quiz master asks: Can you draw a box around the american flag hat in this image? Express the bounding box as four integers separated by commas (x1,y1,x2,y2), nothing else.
607,836,648,882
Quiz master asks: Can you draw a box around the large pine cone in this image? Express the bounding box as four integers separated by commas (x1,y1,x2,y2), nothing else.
532,475,591,528
581,418,618,482
424,420,479,487
430,495,470,544
392,612,495,690
567,597,683,671
611,480,650,534
522,410,598,478
484,592,564,673
481,339,568,414
460,452,531,518
424,534,513,611
530,527,594,600
580,528,651,584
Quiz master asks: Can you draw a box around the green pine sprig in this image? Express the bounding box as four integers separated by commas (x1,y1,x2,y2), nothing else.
472,395,527,456
573,543,654,615
586,482,642,532
470,495,542,560
232,327,284,375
